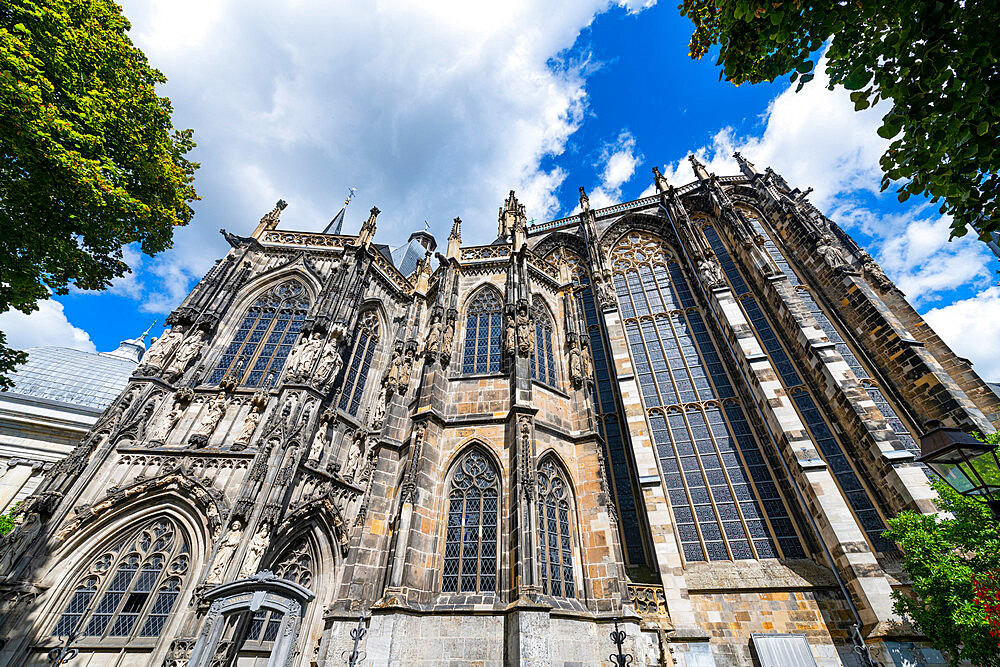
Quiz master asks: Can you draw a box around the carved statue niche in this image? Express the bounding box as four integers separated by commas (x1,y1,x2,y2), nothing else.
425,311,443,357
695,254,726,290
441,313,456,365
142,325,185,371
239,521,271,577
206,519,244,584
188,391,230,448
165,328,207,380
503,306,516,356
369,384,389,430
286,331,324,381
231,410,261,451
398,345,415,391
580,336,594,381
815,235,849,271
314,336,344,387
148,403,183,445
515,301,532,357
345,430,366,482
308,426,328,466
383,343,403,393
568,338,584,388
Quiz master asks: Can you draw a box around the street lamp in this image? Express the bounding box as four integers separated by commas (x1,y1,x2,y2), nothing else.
918,420,1000,517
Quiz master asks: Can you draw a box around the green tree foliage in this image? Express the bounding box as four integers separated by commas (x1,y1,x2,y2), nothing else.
0,0,199,388
0,502,21,536
884,433,1000,666
680,0,999,244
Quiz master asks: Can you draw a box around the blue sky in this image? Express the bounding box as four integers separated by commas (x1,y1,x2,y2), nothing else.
2,0,998,378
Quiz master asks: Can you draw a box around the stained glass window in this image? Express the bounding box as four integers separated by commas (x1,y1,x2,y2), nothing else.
442,449,500,594
611,230,804,562
462,288,503,374
537,458,575,597
208,280,310,388
561,251,645,566
338,311,380,416
700,216,896,553
53,518,189,639
530,296,557,386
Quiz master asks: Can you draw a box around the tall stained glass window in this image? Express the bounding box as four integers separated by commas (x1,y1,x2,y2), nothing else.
530,295,557,386
738,205,918,452
537,458,575,597
700,214,895,553
338,311,380,416
209,280,310,387
611,230,804,562
462,288,503,374
53,518,190,639
442,449,500,594
557,249,646,566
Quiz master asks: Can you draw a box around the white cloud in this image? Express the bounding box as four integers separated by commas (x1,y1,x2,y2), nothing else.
588,130,641,209
0,300,96,352
923,286,1000,380
118,0,655,312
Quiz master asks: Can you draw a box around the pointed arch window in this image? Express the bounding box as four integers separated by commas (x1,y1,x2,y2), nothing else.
442,449,500,594
462,289,503,374
537,459,575,597
53,517,190,639
338,311,380,416
209,280,311,387
242,537,314,644
530,296,557,386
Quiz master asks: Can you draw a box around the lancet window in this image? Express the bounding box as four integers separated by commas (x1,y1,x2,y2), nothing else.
53,517,190,640
462,288,503,374
338,310,380,416
700,217,895,553
530,296,557,386
612,230,805,562
209,280,310,387
442,449,500,594
537,458,575,597
558,249,645,567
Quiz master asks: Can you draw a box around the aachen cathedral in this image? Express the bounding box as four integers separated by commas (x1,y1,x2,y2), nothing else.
1,154,998,667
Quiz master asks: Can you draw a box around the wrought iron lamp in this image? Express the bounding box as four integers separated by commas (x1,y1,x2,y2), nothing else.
918,420,1000,517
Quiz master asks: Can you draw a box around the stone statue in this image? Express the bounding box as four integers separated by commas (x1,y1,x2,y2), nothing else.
398,350,414,390
384,346,402,392
191,392,229,445
166,329,206,379
581,339,594,380
345,431,365,481
315,339,344,384
569,345,583,386
696,256,725,289
287,332,324,379
370,385,388,428
308,427,328,465
232,408,261,450
515,303,532,357
425,313,443,356
0,512,41,575
239,522,271,577
143,326,184,370
442,319,455,359
816,235,848,270
148,404,182,444
206,520,243,584
503,316,516,355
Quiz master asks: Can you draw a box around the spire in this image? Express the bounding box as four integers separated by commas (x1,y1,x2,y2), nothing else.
688,155,710,181
101,322,154,364
498,190,525,241
447,217,462,260
324,207,346,234
578,186,590,213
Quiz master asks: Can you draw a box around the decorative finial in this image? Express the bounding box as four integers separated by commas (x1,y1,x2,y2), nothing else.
449,217,461,240
688,155,709,181
579,186,590,212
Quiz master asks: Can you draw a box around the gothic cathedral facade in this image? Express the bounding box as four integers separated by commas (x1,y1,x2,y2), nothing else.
1,155,997,666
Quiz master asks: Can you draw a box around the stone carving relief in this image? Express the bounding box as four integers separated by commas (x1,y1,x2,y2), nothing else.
206,519,244,584
815,235,849,272
695,254,726,290
344,430,366,482
240,522,271,577
286,331,324,381
189,391,230,448
166,328,207,380
142,325,185,371
308,426,328,466
515,300,533,357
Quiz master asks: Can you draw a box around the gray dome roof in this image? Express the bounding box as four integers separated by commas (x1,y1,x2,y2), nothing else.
5,345,139,411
